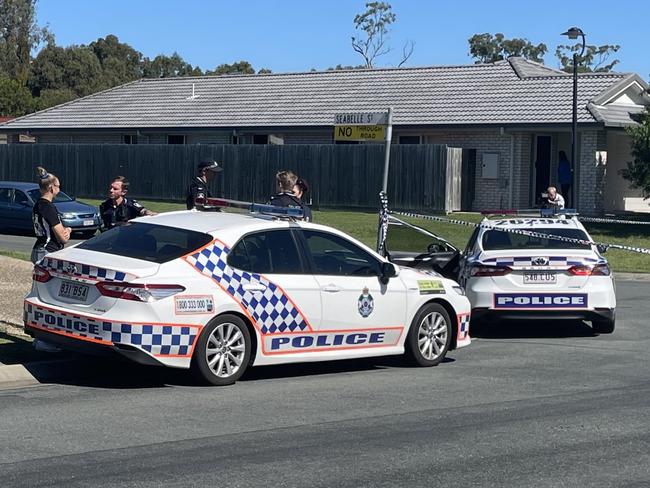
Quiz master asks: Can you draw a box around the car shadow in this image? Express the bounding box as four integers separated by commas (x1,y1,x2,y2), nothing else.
470,319,596,339
19,351,455,389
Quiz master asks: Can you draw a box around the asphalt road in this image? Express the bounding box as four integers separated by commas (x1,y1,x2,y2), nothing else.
0,232,84,254
1,281,649,487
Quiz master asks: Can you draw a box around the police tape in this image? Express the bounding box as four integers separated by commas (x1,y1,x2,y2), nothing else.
391,210,650,256
579,216,650,225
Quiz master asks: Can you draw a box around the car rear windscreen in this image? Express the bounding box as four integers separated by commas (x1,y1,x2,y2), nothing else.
481,228,591,250
77,223,213,263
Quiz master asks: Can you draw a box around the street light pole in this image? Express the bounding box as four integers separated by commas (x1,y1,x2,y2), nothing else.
562,27,586,208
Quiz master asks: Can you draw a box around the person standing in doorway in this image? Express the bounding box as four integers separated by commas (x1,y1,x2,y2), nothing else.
186,159,223,209
31,166,71,263
557,151,572,207
99,176,155,230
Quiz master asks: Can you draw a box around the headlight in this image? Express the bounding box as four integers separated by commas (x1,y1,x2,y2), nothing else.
452,285,466,296
61,213,75,219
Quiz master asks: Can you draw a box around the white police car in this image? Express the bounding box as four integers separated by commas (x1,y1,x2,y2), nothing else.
458,214,616,333
24,200,471,385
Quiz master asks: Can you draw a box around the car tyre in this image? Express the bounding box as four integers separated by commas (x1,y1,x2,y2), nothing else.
405,302,452,367
592,316,615,334
192,314,252,386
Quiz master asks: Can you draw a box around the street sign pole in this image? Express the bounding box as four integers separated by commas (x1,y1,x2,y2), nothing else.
381,107,393,192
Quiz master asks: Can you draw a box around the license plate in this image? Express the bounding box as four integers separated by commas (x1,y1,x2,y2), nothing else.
83,220,94,226
523,272,556,284
59,281,89,301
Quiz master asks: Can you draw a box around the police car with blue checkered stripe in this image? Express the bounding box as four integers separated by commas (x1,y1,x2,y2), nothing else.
24,199,471,385
458,212,616,333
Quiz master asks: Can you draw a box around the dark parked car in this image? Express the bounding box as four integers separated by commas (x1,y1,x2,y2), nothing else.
0,181,101,237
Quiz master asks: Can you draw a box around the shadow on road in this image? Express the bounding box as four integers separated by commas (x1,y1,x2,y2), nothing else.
471,319,596,340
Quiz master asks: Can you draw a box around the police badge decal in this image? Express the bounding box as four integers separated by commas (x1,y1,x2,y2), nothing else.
357,287,374,318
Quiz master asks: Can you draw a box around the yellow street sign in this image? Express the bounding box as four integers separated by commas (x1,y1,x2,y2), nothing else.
334,125,386,142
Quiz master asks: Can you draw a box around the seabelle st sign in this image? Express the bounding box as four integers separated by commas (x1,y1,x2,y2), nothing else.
334,112,389,126
333,111,389,142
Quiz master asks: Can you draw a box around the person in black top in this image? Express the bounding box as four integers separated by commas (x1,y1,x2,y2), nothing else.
186,159,223,209
268,170,311,221
293,177,313,222
99,176,155,231
31,166,71,263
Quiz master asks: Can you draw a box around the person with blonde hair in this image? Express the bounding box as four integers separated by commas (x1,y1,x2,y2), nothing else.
268,170,310,220
31,166,71,263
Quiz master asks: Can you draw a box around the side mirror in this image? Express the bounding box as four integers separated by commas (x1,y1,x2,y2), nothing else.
380,262,398,284
596,244,608,254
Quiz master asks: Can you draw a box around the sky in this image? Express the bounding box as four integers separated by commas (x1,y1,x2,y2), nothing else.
37,0,650,79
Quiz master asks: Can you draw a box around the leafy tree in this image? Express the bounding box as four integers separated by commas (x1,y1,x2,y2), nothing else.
257,68,272,74
34,87,76,110
555,44,621,73
142,53,202,78
0,75,34,115
205,60,255,75
89,34,143,87
0,0,51,84
327,64,367,70
468,33,547,64
351,2,413,68
620,107,650,198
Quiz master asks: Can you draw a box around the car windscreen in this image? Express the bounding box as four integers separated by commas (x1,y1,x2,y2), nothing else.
481,228,591,250
27,189,74,203
386,221,455,254
76,222,213,264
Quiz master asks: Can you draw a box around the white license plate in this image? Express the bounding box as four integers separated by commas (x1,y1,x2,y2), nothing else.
523,272,557,284
83,220,94,226
59,281,89,301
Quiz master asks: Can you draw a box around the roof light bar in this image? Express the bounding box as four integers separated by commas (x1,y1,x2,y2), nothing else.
480,208,580,219
194,197,304,219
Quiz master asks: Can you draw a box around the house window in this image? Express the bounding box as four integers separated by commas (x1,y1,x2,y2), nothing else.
123,135,138,144
167,135,186,144
399,135,421,144
252,134,269,145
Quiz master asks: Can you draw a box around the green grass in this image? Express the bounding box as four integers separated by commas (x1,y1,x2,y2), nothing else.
0,249,30,261
12,199,650,273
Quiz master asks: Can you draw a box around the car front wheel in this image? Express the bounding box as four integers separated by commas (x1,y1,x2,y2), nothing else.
406,302,452,367
192,314,252,386
593,316,615,334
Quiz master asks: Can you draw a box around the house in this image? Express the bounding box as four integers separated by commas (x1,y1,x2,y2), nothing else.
1,57,648,214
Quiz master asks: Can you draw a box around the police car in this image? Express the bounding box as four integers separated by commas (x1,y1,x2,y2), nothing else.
24,199,471,385
458,213,616,333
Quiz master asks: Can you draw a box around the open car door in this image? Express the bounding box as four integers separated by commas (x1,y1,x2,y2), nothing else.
384,216,460,279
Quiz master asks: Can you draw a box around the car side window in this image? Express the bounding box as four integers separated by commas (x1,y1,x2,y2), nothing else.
228,230,304,274
0,188,11,205
14,190,29,205
464,227,481,255
301,230,382,277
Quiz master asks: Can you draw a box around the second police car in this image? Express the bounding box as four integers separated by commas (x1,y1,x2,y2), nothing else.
23,200,471,385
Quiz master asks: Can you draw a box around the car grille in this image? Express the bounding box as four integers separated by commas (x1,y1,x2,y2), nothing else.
77,213,96,218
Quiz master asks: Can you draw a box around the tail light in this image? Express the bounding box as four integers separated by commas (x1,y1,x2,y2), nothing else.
96,282,186,302
33,264,52,283
470,265,512,277
568,264,611,276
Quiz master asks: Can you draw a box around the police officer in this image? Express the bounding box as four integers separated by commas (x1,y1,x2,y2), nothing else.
268,170,311,221
99,176,155,230
186,159,223,209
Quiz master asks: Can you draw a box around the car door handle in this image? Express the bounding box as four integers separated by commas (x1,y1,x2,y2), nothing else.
242,283,267,292
322,284,341,293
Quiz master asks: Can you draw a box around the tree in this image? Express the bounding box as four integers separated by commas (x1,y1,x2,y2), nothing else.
0,0,51,84
468,33,547,64
35,87,76,110
142,52,202,78
555,44,621,73
620,108,650,198
205,60,255,75
327,64,367,70
89,34,143,88
0,75,34,115
351,2,413,68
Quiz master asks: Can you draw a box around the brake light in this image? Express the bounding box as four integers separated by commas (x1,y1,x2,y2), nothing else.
33,264,51,283
568,264,611,276
96,282,186,302
470,265,512,277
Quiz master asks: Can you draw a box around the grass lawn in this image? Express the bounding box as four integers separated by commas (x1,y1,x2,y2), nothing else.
39,198,650,273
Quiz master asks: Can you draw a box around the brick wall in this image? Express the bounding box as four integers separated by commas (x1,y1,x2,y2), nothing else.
577,129,607,215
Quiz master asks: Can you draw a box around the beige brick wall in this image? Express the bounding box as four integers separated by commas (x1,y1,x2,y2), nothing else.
577,129,607,215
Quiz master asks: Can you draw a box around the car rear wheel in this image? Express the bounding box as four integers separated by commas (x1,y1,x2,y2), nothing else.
592,317,615,334
406,303,452,367
192,314,251,386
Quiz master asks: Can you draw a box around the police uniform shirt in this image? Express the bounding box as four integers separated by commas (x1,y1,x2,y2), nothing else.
186,176,211,210
269,192,312,222
99,197,144,230
33,198,64,253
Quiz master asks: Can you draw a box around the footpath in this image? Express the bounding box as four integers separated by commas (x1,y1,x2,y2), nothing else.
1,255,650,388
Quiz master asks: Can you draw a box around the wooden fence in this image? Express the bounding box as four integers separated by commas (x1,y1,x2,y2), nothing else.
0,144,462,211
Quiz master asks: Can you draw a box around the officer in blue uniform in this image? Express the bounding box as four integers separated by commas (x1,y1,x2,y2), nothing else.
186,159,223,209
99,176,155,230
